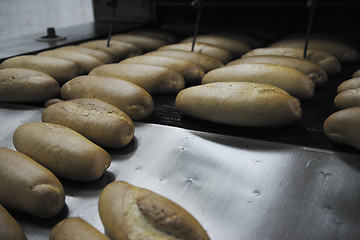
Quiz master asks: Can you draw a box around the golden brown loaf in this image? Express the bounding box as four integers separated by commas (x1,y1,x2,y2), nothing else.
13,122,112,182
227,55,328,86
0,147,65,218
89,63,185,94
0,55,82,85
175,82,302,127
59,45,116,64
60,75,154,121
202,63,315,100
0,68,60,102
323,107,360,150
42,98,135,148
98,181,210,240
49,217,110,240
0,204,27,240
111,33,170,52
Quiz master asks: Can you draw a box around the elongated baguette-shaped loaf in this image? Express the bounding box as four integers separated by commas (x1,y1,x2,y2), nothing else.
49,217,110,240
242,47,341,76
181,35,252,58
79,40,142,61
128,28,178,43
158,42,233,63
270,38,360,62
334,88,360,109
38,49,104,74
146,49,223,72
323,107,360,150
0,68,60,102
61,75,154,120
202,63,315,100
112,33,170,52
0,55,82,84
0,147,65,218
0,204,27,240
98,181,210,240
120,55,205,84
59,45,116,64
227,55,328,86
42,98,135,148
13,122,111,182
175,82,302,127
337,77,360,93
90,63,185,94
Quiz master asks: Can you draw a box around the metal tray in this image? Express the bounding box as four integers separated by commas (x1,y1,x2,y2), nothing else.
1,103,359,240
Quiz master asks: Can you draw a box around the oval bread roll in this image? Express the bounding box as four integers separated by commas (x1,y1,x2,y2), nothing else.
42,98,135,148
38,49,104,74
337,77,360,93
61,75,154,120
0,68,60,102
13,122,112,182
49,217,110,240
158,42,233,63
181,35,252,58
334,88,360,109
112,33,170,52
323,107,360,150
59,45,116,64
175,82,302,127
98,181,210,240
120,55,205,84
270,38,360,62
90,63,185,94
79,40,142,61
128,28,178,43
0,204,27,240
0,147,65,218
353,69,360,78
227,55,328,86
0,55,82,84
242,47,341,76
146,49,223,72
202,63,315,100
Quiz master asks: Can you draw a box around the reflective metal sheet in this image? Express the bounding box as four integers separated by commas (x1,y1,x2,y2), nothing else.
0,103,360,240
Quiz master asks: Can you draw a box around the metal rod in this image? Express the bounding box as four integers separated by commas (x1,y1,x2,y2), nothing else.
303,0,317,58
107,0,117,48
191,0,204,52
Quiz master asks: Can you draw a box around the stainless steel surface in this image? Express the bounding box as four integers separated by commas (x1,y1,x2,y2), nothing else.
1,103,360,240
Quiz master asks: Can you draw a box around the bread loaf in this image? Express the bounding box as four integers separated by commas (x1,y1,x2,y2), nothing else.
146,49,223,72
13,122,112,182
60,75,154,120
0,204,27,240
0,55,82,84
112,33,170,52
202,63,315,100
98,181,210,240
334,88,360,109
89,63,185,94
227,55,328,86
38,49,104,74
0,68,60,102
79,40,142,61
337,77,360,93
42,98,135,148
181,35,252,58
158,42,233,63
120,55,205,84
323,107,360,150
242,47,341,76
59,45,116,64
49,217,110,240
175,82,302,127
0,147,65,218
